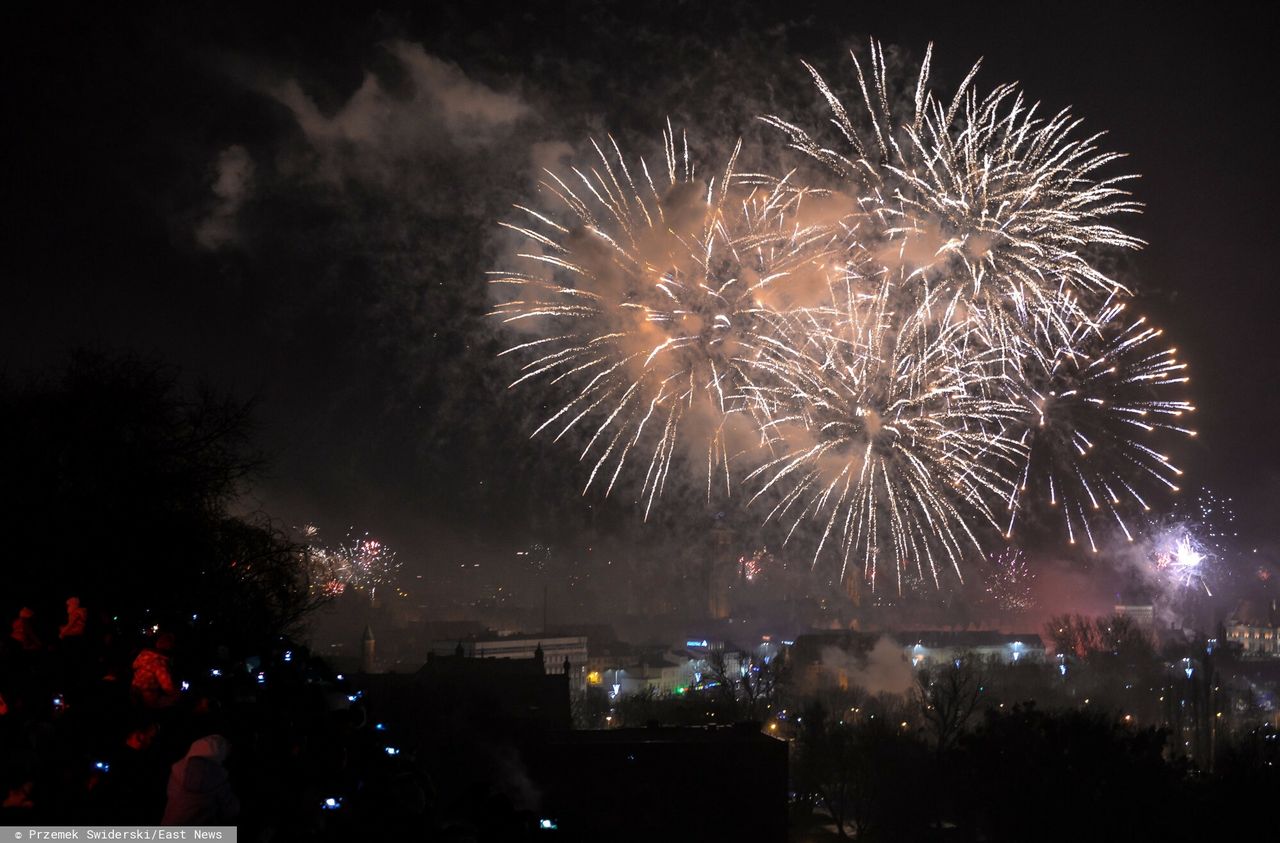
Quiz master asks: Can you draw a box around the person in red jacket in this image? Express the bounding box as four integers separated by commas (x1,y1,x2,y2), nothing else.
131,632,179,708
59,596,88,639
9,607,42,651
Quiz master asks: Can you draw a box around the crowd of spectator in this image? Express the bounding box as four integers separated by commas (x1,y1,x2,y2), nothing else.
0,597,444,839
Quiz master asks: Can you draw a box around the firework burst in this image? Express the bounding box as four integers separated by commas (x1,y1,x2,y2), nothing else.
1149,524,1213,597
1004,296,1195,550
304,527,400,602
491,126,847,515
762,40,1142,350
743,275,1025,590
492,41,1197,593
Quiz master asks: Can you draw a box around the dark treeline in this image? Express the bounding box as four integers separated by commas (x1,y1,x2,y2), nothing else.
0,352,316,649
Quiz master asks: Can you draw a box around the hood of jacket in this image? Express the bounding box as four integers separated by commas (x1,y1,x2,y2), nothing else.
172,735,229,793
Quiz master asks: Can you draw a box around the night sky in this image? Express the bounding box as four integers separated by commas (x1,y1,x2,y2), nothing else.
7,1,1278,581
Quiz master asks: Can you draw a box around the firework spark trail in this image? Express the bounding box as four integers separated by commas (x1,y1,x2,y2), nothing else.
762,40,1143,353
1176,487,1238,558
985,547,1037,611
742,273,1026,591
1003,294,1195,547
491,126,849,514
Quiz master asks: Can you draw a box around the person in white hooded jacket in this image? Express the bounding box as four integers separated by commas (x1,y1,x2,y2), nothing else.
161,735,240,825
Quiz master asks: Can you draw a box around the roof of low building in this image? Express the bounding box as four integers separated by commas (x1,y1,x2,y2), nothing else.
892,630,1045,649
1227,598,1279,627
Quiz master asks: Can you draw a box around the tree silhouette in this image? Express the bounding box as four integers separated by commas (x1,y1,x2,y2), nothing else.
915,658,982,757
0,352,316,644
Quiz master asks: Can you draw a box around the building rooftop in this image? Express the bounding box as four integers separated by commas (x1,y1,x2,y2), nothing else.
546,723,779,745
1227,598,1279,627
587,640,635,658
892,631,1045,649
633,654,682,670
418,651,547,677
442,632,588,644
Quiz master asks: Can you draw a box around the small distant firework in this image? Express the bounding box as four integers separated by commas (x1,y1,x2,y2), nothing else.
984,547,1037,612
737,547,775,582
1138,488,1236,601
345,535,399,596
300,525,346,598
1149,525,1213,596
304,526,400,601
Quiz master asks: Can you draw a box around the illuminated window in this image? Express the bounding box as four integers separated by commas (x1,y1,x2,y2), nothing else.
586,671,602,685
